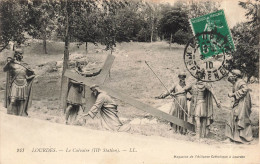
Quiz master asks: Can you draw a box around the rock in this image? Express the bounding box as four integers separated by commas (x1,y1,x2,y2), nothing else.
70,53,83,60
56,61,63,68
129,118,141,125
36,61,58,74
95,50,103,53
47,66,58,73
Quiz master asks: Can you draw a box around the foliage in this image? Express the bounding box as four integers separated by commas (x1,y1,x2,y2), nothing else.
0,0,247,55
68,0,100,49
170,0,220,45
99,0,143,51
137,2,161,42
166,1,220,45
98,0,123,51
188,0,220,19
228,0,259,80
26,0,57,39
158,5,190,44
26,0,58,53
114,1,143,42
0,0,28,52
173,29,193,45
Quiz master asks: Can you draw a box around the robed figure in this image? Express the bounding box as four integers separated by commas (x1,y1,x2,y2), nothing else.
225,70,253,143
156,73,189,134
80,85,130,132
3,51,35,116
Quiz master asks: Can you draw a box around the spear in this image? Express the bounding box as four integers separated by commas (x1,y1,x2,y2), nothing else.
145,61,188,116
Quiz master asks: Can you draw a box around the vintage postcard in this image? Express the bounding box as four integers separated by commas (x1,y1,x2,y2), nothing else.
0,0,259,163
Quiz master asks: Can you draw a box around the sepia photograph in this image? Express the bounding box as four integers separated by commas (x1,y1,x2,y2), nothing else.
0,0,259,163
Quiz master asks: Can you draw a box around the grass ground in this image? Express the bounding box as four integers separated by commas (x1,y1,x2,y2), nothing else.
0,40,258,144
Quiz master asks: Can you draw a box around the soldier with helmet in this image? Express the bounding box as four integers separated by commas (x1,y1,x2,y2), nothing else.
3,49,35,116
185,69,221,138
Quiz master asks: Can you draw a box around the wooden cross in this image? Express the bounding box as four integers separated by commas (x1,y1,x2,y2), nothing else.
61,54,115,111
83,54,115,110
63,55,195,132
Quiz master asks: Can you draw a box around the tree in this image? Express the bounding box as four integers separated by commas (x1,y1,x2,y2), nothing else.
187,0,220,19
228,0,259,81
26,0,58,54
137,1,161,42
0,0,27,52
159,5,190,48
99,0,127,52
69,0,100,52
59,0,70,108
115,0,145,42
167,0,220,46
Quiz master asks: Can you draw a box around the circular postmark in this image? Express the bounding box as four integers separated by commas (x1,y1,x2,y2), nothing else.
184,31,232,82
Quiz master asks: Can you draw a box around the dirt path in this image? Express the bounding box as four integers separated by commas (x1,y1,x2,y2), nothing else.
1,110,259,164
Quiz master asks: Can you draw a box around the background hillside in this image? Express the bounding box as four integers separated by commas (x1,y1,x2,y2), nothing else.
0,40,258,144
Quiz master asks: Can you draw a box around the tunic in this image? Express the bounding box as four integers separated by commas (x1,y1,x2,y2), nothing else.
10,68,28,100
3,61,35,115
66,68,101,107
67,80,84,106
7,63,30,100
168,84,188,133
88,92,130,132
225,79,253,143
186,81,214,127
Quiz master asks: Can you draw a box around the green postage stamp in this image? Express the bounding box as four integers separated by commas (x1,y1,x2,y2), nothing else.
190,9,235,58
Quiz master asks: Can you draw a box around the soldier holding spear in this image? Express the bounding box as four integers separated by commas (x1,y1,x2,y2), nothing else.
145,61,189,135
156,72,189,135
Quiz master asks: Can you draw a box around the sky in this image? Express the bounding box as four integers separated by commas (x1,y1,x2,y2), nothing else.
220,0,247,27
147,0,248,28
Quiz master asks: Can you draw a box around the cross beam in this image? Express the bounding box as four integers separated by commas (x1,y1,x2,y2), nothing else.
82,55,115,110
64,70,195,132
61,54,115,110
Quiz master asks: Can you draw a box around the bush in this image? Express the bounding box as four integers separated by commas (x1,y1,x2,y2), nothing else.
173,30,193,45
137,28,150,42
